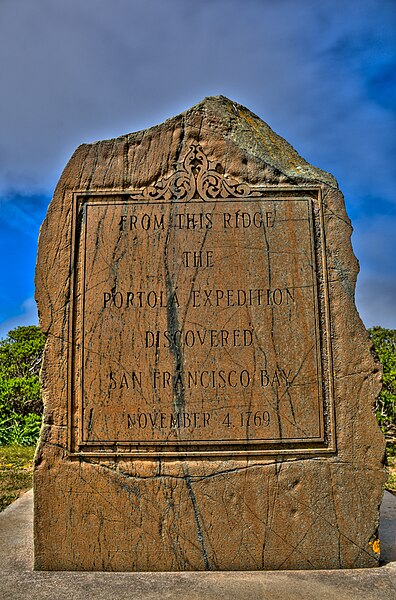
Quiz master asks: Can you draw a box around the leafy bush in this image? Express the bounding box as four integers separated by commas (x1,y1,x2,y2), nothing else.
0,325,45,415
369,326,396,443
0,326,45,446
0,412,42,446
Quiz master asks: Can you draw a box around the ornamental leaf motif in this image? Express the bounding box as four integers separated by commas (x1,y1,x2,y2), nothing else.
140,144,250,201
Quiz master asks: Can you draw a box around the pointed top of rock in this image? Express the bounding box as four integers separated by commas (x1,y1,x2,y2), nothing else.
172,95,337,187
72,95,337,193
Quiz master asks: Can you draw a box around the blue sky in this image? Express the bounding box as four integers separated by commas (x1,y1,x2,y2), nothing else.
0,0,395,338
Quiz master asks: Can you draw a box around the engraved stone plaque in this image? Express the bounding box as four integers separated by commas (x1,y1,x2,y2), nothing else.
35,97,385,572
70,160,334,456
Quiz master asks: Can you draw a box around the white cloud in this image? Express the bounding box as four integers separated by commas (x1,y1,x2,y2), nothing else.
0,0,394,206
352,214,396,329
356,275,396,330
0,297,38,340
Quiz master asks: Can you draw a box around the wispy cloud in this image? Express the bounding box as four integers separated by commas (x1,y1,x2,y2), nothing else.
356,275,396,329
0,297,38,340
0,1,394,201
0,193,49,237
353,213,396,328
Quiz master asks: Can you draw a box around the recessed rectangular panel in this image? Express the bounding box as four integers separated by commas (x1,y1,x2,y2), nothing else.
69,193,334,456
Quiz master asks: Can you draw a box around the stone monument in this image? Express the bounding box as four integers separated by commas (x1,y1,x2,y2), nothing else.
34,96,385,571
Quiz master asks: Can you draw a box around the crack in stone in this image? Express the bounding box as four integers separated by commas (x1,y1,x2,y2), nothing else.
184,473,210,570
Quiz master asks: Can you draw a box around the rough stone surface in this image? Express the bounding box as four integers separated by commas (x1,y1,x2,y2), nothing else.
34,96,385,571
2,491,396,600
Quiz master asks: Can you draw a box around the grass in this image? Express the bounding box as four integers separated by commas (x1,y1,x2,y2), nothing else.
386,449,396,494
0,445,35,511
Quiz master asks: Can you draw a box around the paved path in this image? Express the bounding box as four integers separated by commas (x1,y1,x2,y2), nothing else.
1,490,395,600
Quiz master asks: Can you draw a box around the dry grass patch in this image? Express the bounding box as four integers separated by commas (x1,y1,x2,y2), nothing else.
386,453,396,494
0,445,35,511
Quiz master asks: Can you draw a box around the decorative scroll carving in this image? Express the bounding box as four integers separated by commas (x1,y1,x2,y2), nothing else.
139,144,251,201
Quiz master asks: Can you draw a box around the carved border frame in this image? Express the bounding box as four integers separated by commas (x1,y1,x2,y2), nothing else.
66,145,336,458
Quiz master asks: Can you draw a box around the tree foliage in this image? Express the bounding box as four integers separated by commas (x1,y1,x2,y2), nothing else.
0,326,45,445
369,326,396,442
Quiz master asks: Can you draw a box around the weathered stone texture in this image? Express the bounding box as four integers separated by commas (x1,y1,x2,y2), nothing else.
34,96,385,571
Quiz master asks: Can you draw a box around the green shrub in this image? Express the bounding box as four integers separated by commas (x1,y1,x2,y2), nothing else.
0,412,42,446
0,326,45,415
369,326,396,443
0,326,45,446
